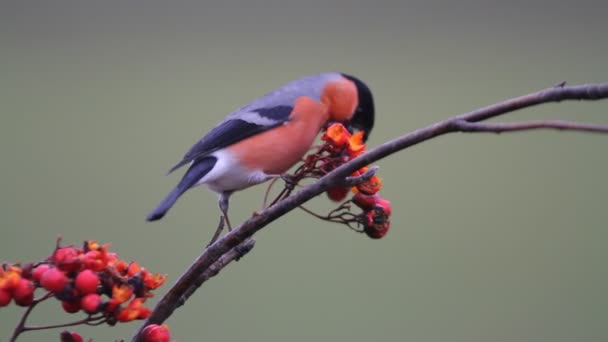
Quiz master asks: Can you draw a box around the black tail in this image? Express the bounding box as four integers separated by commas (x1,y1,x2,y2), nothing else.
146,156,218,221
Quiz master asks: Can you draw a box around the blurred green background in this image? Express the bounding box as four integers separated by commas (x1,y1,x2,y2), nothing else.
1,1,607,341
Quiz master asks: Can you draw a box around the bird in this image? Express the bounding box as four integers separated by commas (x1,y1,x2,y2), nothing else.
146,72,375,231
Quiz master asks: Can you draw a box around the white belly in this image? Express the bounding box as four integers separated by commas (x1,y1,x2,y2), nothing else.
196,149,273,194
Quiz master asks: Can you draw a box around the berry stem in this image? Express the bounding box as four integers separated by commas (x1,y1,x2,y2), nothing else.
9,292,53,342
21,315,105,332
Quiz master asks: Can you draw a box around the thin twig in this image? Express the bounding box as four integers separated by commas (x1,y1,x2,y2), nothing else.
9,292,54,342
132,82,608,341
22,315,106,332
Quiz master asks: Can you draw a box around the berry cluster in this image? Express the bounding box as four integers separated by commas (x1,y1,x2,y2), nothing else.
1,239,169,341
58,324,170,342
269,123,392,239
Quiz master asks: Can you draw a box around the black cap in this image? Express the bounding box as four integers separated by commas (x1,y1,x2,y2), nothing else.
341,73,375,141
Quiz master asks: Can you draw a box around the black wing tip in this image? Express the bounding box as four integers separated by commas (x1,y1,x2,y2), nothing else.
146,210,166,222
166,160,188,175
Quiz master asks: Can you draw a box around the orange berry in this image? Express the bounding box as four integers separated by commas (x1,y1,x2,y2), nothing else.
114,260,128,274
356,175,382,195
322,123,350,148
127,262,141,277
116,298,145,322
0,266,22,290
112,284,133,303
138,306,152,319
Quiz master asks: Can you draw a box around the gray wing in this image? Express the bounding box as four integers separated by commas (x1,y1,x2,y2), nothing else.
167,72,343,174
167,105,293,174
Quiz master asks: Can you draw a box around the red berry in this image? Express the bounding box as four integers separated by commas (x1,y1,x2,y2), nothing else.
80,293,101,314
20,263,34,280
53,247,81,272
363,210,390,239
62,300,81,313
82,250,104,271
374,198,392,216
352,193,378,211
40,267,68,293
75,270,99,295
60,330,84,342
0,288,12,307
32,264,50,282
327,186,349,202
13,278,35,306
104,298,120,314
138,306,152,319
142,324,171,342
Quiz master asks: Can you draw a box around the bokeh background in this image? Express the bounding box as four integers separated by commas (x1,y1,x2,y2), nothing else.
1,1,607,341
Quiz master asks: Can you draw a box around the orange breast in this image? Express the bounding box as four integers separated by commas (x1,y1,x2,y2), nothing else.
229,96,329,175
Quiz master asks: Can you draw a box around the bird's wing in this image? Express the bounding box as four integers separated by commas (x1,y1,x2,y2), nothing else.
167,105,294,174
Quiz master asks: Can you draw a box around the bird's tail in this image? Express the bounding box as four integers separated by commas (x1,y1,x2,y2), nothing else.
146,186,186,221
146,156,218,221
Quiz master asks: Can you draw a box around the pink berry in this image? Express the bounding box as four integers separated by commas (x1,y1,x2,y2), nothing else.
13,278,35,306
142,324,171,342
32,264,50,282
352,193,378,211
60,331,84,342
0,288,12,307
374,198,392,216
53,247,81,272
80,293,101,314
40,267,68,293
75,270,99,295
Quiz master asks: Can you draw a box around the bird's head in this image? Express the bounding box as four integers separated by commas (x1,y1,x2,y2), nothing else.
321,74,375,142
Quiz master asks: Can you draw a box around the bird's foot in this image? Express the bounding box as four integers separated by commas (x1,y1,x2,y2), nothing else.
281,173,297,190
206,215,232,248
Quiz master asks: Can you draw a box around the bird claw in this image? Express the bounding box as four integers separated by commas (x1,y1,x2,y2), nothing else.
281,174,297,190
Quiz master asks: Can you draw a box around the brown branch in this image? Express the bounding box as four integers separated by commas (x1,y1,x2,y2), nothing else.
178,238,256,308
451,119,608,134
132,81,608,341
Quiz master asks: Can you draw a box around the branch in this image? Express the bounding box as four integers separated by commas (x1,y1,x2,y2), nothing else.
178,238,255,308
132,81,608,341
452,119,608,134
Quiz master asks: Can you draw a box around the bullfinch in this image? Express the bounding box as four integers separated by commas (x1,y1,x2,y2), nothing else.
146,72,375,228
